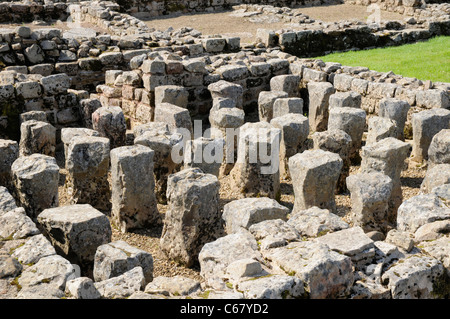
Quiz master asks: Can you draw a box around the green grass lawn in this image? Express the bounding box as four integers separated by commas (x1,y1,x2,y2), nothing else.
315,36,450,83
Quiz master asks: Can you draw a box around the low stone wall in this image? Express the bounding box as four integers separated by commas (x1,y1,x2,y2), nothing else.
110,0,342,16
0,1,69,23
94,52,291,128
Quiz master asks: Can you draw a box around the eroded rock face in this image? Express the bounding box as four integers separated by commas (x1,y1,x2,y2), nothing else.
37,204,112,268
223,198,289,235
263,241,354,299
160,168,221,267
289,149,343,213
11,154,59,220
94,240,154,285
110,145,159,233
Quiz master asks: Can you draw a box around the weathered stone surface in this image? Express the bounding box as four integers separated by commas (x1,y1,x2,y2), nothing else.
40,74,71,94
289,149,343,213
92,106,127,149
418,236,450,273
258,91,288,122
248,219,300,250
396,194,450,233
208,80,243,109
144,276,201,296
65,136,110,211
272,97,303,119
19,111,47,123
0,255,22,279
11,234,56,265
236,275,305,299
427,129,450,167
287,206,349,238
263,241,354,299
222,197,289,234
329,91,361,109
0,186,17,216
360,137,412,219
11,154,59,219
0,207,39,240
315,226,375,268
61,128,100,161
411,108,450,162
65,277,101,299
155,85,189,108
38,204,112,267
385,229,415,252
94,240,153,284
19,120,56,157
199,232,261,289
378,98,410,140
0,139,18,189
366,116,397,145
381,256,446,299
307,81,335,132
160,168,220,267
311,129,352,193
231,121,281,199
184,137,224,177
18,255,77,291
134,127,183,204
269,74,300,97
225,258,265,283
154,102,192,135
270,114,309,179
414,221,450,243
111,145,159,233
420,164,450,194
328,107,366,159
79,98,102,129
94,266,145,299
346,172,393,233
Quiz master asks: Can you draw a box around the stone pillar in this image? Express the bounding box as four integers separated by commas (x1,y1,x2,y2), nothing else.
154,102,193,136
258,91,288,122
346,172,393,233
38,204,111,273
61,128,100,163
272,97,303,119
80,98,102,129
11,154,59,220
289,149,343,213
65,136,111,212
360,137,411,221
184,137,225,177
111,145,160,233
311,129,352,193
92,106,127,149
134,125,183,204
411,108,450,163
269,74,301,97
328,107,366,160
230,122,281,199
270,114,309,179
329,91,362,109
0,139,19,190
208,98,245,176
366,116,397,145
208,80,244,109
378,98,410,141
19,120,56,157
307,81,335,132
155,85,189,108
427,129,450,168
160,168,220,267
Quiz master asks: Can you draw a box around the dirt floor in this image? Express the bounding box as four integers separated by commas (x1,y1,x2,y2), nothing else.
143,4,405,43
